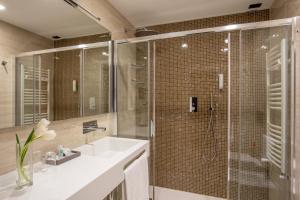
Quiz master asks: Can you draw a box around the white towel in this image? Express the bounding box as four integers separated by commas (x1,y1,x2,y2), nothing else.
124,153,149,200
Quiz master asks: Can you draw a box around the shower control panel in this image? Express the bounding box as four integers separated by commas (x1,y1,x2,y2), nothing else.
189,97,197,112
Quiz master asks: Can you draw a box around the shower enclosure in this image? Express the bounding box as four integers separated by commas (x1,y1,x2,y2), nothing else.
115,17,297,200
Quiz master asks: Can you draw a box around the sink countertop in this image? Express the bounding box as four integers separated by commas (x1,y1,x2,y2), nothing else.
0,137,149,200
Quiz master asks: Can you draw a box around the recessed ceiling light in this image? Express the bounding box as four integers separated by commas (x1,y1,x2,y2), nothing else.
102,52,109,56
181,43,188,48
261,45,268,50
0,4,6,10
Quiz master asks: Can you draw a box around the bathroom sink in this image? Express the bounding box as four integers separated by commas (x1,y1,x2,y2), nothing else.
0,136,149,200
78,137,145,159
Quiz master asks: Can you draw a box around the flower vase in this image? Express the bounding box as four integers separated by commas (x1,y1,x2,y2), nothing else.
16,143,33,189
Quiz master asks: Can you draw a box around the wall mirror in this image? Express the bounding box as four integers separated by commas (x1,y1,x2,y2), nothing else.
0,0,112,129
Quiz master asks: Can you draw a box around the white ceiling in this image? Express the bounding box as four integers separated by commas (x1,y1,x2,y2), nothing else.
0,0,108,39
108,0,274,27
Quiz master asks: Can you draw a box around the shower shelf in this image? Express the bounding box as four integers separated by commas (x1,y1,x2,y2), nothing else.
266,38,288,174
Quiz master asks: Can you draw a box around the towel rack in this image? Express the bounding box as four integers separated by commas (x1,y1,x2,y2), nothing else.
123,149,146,170
265,38,288,174
20,63,50,125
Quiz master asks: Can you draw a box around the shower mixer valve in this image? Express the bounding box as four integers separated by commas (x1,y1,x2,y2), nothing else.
189,96,197,112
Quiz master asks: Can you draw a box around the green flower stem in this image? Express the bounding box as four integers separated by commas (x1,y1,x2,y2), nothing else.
16,128,40,185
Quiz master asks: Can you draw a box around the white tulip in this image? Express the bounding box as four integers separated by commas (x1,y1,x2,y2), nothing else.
35,125,48,137
35,119,56,141
38,118,50,128
41,130,56,141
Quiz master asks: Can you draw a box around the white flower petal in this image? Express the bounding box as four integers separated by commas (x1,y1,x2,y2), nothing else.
41,130,56,141
35,125,48,137
39,118,50,128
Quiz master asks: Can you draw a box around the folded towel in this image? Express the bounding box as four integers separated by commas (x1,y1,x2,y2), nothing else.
124,153,149,200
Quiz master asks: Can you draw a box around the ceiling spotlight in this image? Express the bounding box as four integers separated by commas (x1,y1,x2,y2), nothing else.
102,52,109,56
181,43,188,48
261,45,268,50
143,57,147,60
0,4,6,10
224,39,229,44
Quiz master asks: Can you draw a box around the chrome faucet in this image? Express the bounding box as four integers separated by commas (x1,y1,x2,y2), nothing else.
83,126,106,132
83,120,106,144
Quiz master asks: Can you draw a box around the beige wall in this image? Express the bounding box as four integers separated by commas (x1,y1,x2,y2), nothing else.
271,0,300,19
0,20,53,129
75,0,135,39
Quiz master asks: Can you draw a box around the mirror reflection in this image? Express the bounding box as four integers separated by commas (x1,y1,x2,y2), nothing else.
0,0,111,128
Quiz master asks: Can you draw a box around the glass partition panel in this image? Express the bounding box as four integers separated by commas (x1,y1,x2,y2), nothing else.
116,42,150,139
231,25,292,200
83,47,110,116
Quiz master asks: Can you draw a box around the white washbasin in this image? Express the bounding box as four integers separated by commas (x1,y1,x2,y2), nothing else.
0,136,149,200
78,137,142,158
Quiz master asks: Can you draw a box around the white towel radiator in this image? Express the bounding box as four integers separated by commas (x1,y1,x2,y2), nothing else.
266,38,288,174
20,63,50,125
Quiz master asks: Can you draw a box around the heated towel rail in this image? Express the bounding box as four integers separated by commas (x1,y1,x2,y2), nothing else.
266,38,288,174
20,64,50,125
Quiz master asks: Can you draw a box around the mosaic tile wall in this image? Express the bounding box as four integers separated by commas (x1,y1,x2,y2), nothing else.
154,32,229,197
147,10,270,198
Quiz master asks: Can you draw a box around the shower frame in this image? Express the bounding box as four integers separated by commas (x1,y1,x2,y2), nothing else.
113,16,299,200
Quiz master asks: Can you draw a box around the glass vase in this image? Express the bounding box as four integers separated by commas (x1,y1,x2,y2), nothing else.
16,143,33,189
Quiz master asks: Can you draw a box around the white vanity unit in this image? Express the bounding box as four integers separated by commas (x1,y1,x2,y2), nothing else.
0,137,149,200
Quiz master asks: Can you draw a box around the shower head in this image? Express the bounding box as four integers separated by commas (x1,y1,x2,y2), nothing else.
135,28,159,37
